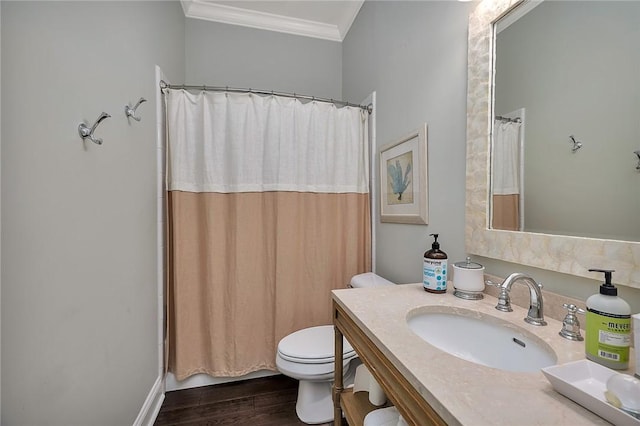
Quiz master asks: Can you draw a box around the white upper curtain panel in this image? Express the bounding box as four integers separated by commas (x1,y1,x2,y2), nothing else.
492,120,521,195
166,89,369,194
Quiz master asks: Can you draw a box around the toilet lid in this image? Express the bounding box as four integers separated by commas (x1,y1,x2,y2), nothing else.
278,325,355,364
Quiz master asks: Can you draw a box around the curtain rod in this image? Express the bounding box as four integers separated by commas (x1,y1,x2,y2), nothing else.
496,115,522,123
159,80,372,114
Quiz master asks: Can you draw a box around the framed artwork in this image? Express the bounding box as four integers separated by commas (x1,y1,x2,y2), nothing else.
379,124,428,224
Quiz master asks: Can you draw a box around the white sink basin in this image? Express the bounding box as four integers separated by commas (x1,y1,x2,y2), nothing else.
407,307,557,373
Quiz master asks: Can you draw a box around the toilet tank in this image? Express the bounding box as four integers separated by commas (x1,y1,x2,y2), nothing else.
349,272,395,288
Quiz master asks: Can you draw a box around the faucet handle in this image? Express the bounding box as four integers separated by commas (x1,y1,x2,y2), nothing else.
559,303,585,341
485,279,500,287
484,280,513,312
495,289,513,312
562,303,585,315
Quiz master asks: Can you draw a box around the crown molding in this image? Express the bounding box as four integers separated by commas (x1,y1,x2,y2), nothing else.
181,0,363,42
335,1,364,41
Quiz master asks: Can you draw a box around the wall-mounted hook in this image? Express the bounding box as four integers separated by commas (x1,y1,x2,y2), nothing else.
124,97,147,122
569,135,583,153
78,112,111,145
634,150,640,171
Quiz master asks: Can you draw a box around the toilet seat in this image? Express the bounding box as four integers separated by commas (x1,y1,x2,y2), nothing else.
276,354,350,381
277,325,355,364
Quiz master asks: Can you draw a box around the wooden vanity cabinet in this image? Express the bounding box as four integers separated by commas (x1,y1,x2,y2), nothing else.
332,301,446,426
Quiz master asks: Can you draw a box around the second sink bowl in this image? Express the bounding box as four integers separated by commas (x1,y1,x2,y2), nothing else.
407,307,557,373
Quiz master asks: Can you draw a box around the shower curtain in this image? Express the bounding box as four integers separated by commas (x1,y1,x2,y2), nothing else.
492,120,521,231
165,89,371,379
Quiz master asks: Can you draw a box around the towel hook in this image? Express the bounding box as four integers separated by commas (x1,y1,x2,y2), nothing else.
569,135,583,153
124,97,147,122
78,112,111,145
634,150,640,171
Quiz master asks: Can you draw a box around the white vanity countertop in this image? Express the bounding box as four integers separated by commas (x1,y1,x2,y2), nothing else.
332,283,636,426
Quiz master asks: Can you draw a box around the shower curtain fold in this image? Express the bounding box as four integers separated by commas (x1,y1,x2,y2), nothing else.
165,89,371,379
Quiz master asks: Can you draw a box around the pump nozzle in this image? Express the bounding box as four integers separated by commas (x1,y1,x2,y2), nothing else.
589,268,614,283
589,268,617,295
429,233,440,249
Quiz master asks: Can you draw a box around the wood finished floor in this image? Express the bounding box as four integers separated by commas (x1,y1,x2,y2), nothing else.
154,374,336,426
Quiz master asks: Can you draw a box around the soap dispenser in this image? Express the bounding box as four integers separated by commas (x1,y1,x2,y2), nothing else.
585,269,631,370
423,234,448,293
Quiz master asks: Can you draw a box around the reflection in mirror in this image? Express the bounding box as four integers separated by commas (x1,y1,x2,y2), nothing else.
491,112,524,232
466,0,640,288
491,1,640,241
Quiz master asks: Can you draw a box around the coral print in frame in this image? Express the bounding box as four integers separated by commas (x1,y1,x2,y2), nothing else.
380,124,428,224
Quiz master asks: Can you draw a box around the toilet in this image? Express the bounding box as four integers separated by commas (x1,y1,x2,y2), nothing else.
276,272,395,424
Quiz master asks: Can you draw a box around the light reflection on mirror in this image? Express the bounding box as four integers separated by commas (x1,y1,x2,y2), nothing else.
491,1,640,242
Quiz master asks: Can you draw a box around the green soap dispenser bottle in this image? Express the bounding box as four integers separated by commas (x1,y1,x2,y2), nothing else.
423,234,448,293
585,268,631,370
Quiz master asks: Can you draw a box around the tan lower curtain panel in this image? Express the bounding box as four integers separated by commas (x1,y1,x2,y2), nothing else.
167,191,371,380
492,194,520,231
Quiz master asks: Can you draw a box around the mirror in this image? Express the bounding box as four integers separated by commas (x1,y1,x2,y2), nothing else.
491,1,640,241
466,0,640,288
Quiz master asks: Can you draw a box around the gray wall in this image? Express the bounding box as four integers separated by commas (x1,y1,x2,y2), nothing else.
343,1,474,284
185,18,342,99
2,5,344,422
342,0,640,314
477,258,640,314
1,2,184,425
495,1,640,241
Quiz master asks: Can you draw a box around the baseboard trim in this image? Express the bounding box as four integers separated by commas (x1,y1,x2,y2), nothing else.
133,374,165,426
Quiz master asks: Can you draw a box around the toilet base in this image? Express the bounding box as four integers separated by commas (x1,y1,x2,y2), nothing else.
294,359,359,424
295,380,334,424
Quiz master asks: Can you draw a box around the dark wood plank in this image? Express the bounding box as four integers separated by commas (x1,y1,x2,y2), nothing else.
155,374,325,426
197,375,298,405
161,387,205,411
253,389,298,409
155,396,254,425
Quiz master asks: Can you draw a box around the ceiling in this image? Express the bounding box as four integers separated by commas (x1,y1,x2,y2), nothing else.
181,0,365,42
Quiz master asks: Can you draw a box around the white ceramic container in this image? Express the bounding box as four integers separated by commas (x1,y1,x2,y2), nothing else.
452,257,485,300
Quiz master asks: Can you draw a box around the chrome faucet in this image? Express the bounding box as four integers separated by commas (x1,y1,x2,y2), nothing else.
492,273,547,326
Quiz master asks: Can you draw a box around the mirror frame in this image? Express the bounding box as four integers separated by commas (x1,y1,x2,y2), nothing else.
465,0,640,288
